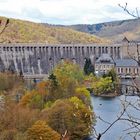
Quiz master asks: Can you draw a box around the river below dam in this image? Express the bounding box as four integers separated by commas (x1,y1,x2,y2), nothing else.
90,95,140,140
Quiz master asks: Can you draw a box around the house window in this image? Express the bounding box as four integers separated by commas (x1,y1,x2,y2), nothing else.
129,68,131,73
126,68,128,73
121,68,123,73
119,68,121,73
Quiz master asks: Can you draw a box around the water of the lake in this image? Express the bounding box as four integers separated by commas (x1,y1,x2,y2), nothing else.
90,95,140,140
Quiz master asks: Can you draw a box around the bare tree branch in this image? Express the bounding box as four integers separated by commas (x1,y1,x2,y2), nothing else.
0,18,9,36
97,116,111,125
118,3,140,18
95,101,129,140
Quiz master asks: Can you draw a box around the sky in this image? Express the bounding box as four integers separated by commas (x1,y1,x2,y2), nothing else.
0,0,140,25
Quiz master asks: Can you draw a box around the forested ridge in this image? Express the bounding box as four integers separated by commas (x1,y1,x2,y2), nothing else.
0,16,106,44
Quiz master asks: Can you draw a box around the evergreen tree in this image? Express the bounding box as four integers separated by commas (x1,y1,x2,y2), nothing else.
84,58,95,75
48,73,58,87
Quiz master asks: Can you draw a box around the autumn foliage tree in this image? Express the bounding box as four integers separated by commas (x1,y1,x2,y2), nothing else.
0,72,24,93
0,99,39,140
27,120,61,140
92,77,114,95
18,60,95,140
41,98,93,140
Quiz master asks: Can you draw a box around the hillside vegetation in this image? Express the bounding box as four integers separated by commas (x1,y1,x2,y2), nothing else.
0,61,95,140
0,16,106,44
68,18,140,42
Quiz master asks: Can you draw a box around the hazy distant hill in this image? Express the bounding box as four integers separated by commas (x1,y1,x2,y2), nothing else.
0,16,106,44
68,18,140,42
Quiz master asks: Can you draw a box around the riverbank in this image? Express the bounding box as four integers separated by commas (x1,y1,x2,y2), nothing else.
91,92,120,98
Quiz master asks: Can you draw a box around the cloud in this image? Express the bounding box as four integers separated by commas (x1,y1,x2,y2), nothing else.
21,7,47,22
0,0,139,25
0,0,9,2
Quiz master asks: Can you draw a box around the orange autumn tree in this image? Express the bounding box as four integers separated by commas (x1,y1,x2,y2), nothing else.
41,98,93,140
36,81,48,95
27,120,61,140
20,81,49,109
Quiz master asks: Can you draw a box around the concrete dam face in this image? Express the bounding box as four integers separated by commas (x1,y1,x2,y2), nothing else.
0,43,122,75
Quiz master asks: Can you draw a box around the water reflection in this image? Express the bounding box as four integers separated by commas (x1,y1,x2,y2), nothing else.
91,95,140,140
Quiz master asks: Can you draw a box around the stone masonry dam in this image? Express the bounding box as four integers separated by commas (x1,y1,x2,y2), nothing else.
0,43,127,75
